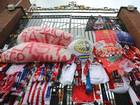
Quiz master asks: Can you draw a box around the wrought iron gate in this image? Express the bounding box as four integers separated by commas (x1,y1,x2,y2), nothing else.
6,14,132,105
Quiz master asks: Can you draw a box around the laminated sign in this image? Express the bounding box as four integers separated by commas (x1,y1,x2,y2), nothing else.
68,39,93,61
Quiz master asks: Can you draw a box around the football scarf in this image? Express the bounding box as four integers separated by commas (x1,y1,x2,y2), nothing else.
110,72,129,94
59,56,77,86
85,16,115,31
50,82,59,105
94,85,101,101
94,30,117,44
115,30,135,45
26,82,49,105
11,68,31,97
86,71,92,94
100,84,111,105
59,63,76,86
128,69,140,98
6,64,25,75
17,26,73,46
33,66,42,82
38,64,46,82
13,89,25,105
123,46,140,67
44,82,52,105
119,58,136,72
131,46,140,59
93,41,123,61
52,63,60,81
122,76,140,105
41,82,48,105
28,82,38,104
96,57,121,74
0,73,17,102
1,42,71,63
22,65,37,105
72,84,94,103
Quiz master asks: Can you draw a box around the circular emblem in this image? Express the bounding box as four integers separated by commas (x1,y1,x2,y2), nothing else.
74,39,92,54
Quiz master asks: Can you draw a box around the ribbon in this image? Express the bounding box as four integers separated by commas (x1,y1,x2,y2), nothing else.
83,59,91,76
76,60,82,84
83,59,92,94
86,71,92,94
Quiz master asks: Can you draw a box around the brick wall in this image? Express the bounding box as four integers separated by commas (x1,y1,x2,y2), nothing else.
0,0,18,13
0,0,31,48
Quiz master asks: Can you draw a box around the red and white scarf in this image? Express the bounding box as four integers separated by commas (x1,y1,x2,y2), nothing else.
26,82,49,105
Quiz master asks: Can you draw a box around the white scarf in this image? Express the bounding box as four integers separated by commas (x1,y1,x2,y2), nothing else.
59,62,76,86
